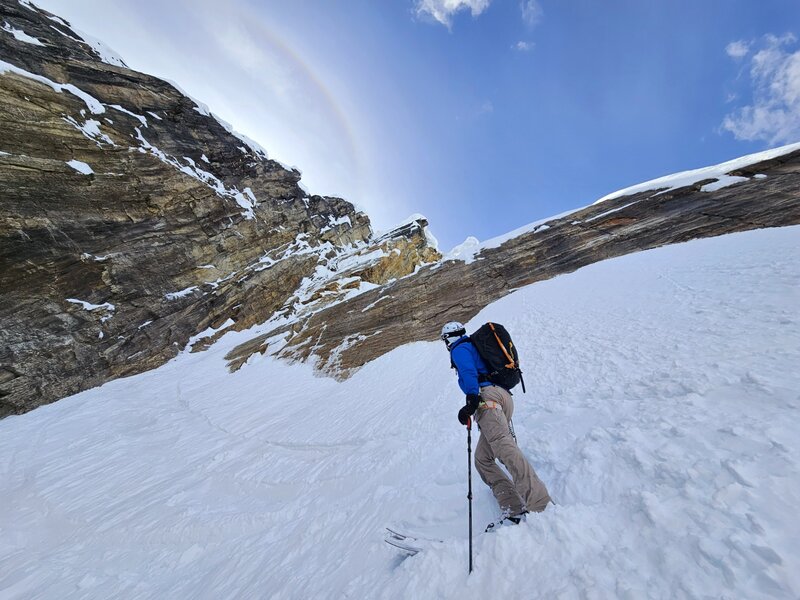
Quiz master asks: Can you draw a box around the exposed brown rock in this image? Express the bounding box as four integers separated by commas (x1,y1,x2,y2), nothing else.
227,149,800,377
354,219,442,284
0,1,436,415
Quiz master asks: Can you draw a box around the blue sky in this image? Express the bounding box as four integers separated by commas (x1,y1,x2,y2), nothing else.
34,0,800,250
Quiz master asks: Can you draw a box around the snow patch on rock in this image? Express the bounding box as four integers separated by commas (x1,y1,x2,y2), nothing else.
63,116,115,147
109,104,148,127
133,128,258,220
444,236,481,264
71,27,127,68
595,141,800,204
66,159,93,175
700,175,750,192
66,298,115,322
0,59,105,114
2,21,44,45
164,286,199,301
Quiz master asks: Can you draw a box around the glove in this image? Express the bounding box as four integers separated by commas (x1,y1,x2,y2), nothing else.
457,404,475,425
457,393,482,425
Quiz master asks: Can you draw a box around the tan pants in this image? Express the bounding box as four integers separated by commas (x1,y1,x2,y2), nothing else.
475,385,551,516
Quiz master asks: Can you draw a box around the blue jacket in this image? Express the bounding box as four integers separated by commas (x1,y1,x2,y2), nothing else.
450,336,492,395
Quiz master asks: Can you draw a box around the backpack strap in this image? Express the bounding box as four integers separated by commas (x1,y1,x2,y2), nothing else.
448,337,470,370
489,322,517,369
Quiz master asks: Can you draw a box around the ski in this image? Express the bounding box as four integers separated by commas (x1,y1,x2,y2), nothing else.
385,527,444,543
383,527,444,555
384,536,423,556
384,517,526,558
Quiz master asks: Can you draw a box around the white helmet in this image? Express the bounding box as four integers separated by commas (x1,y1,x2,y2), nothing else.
440,321,466,345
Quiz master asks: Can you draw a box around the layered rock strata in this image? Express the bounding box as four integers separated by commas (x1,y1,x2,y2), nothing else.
227,148,800,377
0,1,438,415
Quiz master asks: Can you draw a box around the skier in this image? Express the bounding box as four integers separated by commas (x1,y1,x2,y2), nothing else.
441,321,552,523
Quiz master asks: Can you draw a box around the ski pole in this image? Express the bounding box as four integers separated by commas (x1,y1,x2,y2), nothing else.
467,416,473,574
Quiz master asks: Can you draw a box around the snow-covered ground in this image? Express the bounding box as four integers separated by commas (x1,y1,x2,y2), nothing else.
1,226,798,599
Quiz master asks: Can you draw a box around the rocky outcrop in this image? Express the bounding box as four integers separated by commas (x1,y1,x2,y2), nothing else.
226,148,800,377
0,1,438,416
223,215,441,371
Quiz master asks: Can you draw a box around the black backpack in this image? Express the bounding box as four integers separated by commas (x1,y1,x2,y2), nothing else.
458,322,526,393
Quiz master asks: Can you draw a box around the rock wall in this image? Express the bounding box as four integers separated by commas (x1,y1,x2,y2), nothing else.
0,1,437,415
226,149,800,378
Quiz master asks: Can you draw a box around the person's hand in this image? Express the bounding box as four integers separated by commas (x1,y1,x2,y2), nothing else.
466,393,481,409
458,403,476,425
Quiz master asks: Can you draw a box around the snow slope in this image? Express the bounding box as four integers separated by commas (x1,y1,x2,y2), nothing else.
1,227,798,599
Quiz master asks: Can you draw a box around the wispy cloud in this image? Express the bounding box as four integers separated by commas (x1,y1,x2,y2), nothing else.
725,40,751,59
415,0,543,32
415,0,490,28
722,33,800,145
520,0,543,28
514,1,542,52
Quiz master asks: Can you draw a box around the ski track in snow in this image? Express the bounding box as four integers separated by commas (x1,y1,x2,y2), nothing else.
0,227,798,599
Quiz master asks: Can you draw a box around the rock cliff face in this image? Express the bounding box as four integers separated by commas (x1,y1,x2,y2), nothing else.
2,1,798,417
226,147,800,378
0,0,439,416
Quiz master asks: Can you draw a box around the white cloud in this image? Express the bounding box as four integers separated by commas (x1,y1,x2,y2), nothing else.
722,33,800,145
515,41,534,52
415,0,544,32
415,0,491,28
520,0,543,28
725,40,751,59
